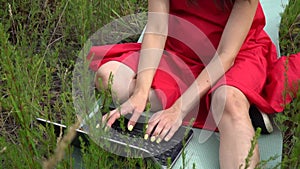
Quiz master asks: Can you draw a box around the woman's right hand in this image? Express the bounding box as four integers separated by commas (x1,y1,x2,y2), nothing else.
102,90,149,131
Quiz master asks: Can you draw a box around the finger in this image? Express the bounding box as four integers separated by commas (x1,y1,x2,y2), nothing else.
102,109,116,124
106,110,121,127
164,126,179,142
97,113,107,129
128,110,142,131
144,118,159,140
157,124,171,143
150,121,167,143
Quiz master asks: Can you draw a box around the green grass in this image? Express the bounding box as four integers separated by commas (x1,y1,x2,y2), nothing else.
0,0,150,168
279,0,300,56
0,0,299,168
276,0,300,168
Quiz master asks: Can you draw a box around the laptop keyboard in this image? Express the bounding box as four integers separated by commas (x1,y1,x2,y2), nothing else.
103,116,194,167
37,115,193,168
78,100,194,167
37,98,194,169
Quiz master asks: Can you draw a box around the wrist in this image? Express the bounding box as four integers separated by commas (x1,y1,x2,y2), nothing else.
132,88,149,101
171,101,185,120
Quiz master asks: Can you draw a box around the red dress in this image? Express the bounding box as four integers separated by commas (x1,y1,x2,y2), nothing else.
88,0,300,130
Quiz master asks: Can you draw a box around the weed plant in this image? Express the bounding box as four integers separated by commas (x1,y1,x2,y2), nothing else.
276,0,300,168
0,0,299,169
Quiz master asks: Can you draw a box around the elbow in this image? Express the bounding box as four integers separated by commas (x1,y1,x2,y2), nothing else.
225,56,236,70
215,52,236,71
146,13,168,36
145,24,168,37
223,58,235,71
145,22,168,37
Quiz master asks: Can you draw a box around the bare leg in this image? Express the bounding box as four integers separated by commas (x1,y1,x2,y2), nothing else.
95,61,163,111
211,86,260,169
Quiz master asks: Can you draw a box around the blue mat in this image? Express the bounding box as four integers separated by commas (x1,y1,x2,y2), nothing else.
262,0,289,56
172,124,283,169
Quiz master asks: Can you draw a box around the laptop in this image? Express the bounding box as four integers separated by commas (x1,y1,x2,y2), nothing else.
37,101,194,169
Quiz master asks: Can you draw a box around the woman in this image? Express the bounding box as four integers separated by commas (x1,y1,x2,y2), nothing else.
87,0,300,168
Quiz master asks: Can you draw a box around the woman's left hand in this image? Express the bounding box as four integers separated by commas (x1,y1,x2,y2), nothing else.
144,104,183,143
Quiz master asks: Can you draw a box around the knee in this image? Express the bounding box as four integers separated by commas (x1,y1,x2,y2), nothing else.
94,66,115,89
212,86,250,122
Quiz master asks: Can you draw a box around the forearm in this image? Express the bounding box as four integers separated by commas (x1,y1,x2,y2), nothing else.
173,55,225,117
134,0,169,97
134,33,167,96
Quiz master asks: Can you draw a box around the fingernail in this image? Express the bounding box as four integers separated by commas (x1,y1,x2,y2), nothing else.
156,138,161,144
96,123,100,129
164,137,170,142
150,136,156,142
144,134,149,140
128,125,133,131
104,126,109,132
145,124,148,129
